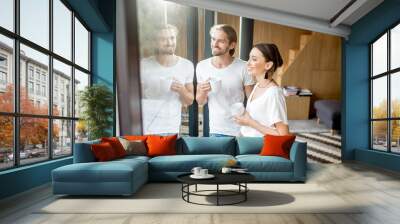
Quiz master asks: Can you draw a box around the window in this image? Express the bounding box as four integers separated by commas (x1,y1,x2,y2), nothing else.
53,0,72,60
0,1,91,170
74,18,89,70
28,67,34,80
35,70,41,81
371,23,400,153
0,71,6,85
36,84,40,95
28,81,34,94
53,59,72,117
20,0,49,49
0,0,14,32
0,55,7,67
42,85,46,97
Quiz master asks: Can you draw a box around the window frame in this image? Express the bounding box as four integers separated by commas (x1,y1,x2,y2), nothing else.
370,20,400,154
0,0,92,171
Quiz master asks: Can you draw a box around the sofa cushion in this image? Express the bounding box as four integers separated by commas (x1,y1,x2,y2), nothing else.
148,154,235,172
178,137,236,155
52,160,146,183
236,155,293,172
236,137,263,155
118,138,147,156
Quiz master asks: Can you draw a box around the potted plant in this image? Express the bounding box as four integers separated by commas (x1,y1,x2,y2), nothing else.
79,84,113,140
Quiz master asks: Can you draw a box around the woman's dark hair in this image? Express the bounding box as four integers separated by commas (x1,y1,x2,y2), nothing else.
254,43,283,79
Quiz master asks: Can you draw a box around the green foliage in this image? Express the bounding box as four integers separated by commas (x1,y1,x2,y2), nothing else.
79,84,113,140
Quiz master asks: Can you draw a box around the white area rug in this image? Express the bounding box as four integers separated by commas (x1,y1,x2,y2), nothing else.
38,183,361,214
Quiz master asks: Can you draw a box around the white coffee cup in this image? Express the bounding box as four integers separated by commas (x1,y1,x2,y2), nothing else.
191,167,202,176
200,169,208,176
221,167,232,174
160,77,173,93
230,102,245,117
209,77,222,94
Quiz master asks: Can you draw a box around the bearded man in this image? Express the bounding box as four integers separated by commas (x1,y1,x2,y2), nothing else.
196,24,254,137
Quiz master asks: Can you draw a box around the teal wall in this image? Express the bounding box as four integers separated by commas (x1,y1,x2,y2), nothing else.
344,0,400,171
0,158,72,199
0,0,115,200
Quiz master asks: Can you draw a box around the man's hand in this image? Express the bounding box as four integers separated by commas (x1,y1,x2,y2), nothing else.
197,79,212,94
170,79,185,94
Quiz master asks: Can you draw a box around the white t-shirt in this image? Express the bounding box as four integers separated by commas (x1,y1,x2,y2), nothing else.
140,56,194,134
196,58,254,136
240,84,288,137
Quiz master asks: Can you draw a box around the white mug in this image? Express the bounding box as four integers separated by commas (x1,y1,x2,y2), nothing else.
209,77,222,94
191,167,202,176
200,169,208,176
230,102,245,117
221,167,232,174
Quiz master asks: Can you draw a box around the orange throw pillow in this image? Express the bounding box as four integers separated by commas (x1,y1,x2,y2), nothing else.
260,134,296,159
91,142,117,161
146,134,177,157
101,137,127,158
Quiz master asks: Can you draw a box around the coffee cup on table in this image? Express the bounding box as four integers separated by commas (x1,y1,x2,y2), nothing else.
221,167,232,174
191,167,202,176
200,169,209,176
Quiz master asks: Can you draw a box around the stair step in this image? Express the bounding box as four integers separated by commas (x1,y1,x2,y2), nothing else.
300,34,311,49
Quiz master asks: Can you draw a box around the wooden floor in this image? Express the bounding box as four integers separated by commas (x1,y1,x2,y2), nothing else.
1,162,400,224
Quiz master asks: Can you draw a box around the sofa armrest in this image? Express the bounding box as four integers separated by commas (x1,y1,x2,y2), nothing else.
289,141,307,181
73,140,100,163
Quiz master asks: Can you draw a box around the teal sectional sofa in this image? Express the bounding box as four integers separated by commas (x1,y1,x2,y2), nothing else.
52,137,307,196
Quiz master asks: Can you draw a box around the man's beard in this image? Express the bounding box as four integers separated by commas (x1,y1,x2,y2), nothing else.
157,47,175,55
212,47,229,56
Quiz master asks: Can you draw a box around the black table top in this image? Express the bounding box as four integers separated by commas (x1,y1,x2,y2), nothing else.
177,172,255,185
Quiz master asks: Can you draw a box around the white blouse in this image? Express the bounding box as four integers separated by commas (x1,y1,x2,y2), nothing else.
240,84,288,137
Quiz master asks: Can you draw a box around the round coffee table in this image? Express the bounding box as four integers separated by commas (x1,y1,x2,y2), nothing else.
177,172,255,206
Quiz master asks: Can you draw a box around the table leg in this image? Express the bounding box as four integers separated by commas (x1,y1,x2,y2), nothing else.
217,184,219,206
195,184,197,192
245,183,247,201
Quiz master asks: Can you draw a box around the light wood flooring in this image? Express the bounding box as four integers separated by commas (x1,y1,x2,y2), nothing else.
1,162,400,224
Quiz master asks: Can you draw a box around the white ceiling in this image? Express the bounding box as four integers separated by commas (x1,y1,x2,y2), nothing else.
167,0,384,38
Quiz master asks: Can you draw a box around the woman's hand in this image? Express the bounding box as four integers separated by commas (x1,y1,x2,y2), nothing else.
233,111,254,126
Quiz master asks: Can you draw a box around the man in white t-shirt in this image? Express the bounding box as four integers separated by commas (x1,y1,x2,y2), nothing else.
196,24,254,137
141,24,194,135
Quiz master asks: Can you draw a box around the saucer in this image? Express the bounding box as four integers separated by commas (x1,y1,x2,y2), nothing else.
190,174,215,179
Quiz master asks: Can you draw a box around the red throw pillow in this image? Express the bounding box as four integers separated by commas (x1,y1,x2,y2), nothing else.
260,134,296,159
91,142,117,161
146,134,177,157
101,137,127,158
